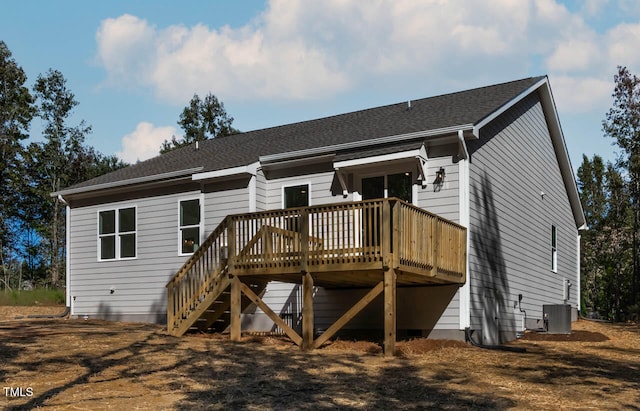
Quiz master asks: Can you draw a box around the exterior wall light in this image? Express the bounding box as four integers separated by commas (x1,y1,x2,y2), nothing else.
434,167,446,185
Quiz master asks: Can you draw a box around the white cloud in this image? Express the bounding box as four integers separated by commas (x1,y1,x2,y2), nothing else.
94,0,640,115
548,75,612,113
96,14,156,88
546,39,601,72
116,122,178,163
606,23,640,69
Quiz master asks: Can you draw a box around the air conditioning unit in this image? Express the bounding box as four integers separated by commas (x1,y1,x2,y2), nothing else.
543,304,572,334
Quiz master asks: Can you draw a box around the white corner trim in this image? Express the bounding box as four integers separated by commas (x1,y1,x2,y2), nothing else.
249,175,257,212
458,142,471,330
65,204,71,308
576,232,581,309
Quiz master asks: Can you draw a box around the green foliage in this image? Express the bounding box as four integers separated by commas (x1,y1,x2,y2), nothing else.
0,43,128,290
0,40,35,261
160,92,239,154
581,66,640,321
602,66,640,311
0,288,65,306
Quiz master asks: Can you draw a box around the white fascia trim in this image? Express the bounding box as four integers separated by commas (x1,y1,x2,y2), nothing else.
539,80,587,230
334,149,422,169
261,153,336,170
260,125,474,164
192,162,259,181
472,77,548,137
52,167,204,197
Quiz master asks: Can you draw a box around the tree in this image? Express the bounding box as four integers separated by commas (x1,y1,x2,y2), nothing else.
0,41,35,288
29,69,92,287
577,155,607,313
603,66,640,308
160,93,238,153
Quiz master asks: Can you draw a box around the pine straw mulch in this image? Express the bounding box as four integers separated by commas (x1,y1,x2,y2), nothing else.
1,307,639,410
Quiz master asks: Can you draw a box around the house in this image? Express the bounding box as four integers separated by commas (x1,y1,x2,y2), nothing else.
54,76,585,353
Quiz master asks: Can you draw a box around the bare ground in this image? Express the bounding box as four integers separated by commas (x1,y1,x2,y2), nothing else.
1,306,639,410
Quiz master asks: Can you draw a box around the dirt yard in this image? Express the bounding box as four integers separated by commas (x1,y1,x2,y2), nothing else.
1,306,639,410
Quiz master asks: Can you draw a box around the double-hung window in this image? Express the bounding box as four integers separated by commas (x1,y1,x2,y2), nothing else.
98,207,136,260
180,198,201,255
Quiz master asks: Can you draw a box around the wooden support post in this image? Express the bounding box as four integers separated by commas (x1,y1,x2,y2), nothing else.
230,275,241,342
302,272,314,351
384,268,397,357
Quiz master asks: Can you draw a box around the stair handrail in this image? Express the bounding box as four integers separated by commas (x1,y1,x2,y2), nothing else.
166,215,230,289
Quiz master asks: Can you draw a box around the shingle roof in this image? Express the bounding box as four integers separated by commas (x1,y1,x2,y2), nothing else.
62,76,545,193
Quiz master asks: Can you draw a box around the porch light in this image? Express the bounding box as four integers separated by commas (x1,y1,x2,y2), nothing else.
434,167,445,185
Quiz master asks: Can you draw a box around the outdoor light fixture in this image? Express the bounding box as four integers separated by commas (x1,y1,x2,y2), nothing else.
433,167,446,192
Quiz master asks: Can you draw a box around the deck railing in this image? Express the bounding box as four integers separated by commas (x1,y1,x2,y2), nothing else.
231,199,389,274
395,201,466,278
166,198,466,334
166,216,230,332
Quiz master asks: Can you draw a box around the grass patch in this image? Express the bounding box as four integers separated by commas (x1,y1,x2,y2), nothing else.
0,288,65,306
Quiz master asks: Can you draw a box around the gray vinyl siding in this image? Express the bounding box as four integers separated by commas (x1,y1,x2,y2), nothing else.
68,190,203,322
411,155,462,332
417,155,459,222
255,169,267,211
245,155,464,335
246,170,348,328
467,92,579,343
204,181,250,230
265,170,345,209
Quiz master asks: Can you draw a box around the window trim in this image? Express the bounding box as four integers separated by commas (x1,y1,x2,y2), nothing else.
97,205,138,262
357,169,416,205
281,182,312,209
178,195,205,256
551,225,558,273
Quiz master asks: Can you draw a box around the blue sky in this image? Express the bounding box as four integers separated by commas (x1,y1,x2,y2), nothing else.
2,0,639,170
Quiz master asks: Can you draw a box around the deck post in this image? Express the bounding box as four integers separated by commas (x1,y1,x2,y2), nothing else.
384,268,397,356
230,275,241,342
300,209,309,273
302,272,314,351
382,200,391,269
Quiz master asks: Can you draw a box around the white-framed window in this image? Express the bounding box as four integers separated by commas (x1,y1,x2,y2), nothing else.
283,183,310,208
361,172,413,203
98,206,137,261
179,197,203,255
551,225,558,272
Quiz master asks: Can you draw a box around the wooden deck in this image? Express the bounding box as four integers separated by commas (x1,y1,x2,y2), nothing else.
166,198,466,355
